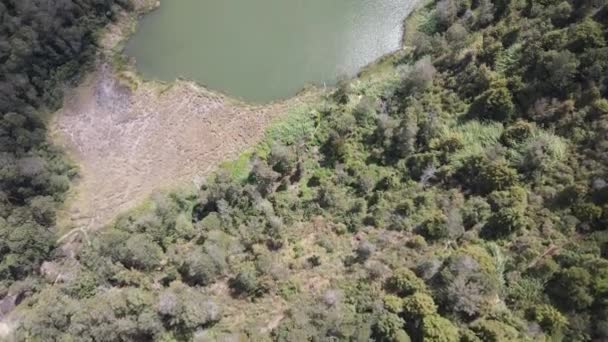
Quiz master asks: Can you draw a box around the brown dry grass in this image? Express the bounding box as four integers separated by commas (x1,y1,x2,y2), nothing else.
49,62,310,232
48,0,320,233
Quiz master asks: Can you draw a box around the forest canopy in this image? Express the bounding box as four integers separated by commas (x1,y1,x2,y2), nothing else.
3,0,608,341
0,0,128,285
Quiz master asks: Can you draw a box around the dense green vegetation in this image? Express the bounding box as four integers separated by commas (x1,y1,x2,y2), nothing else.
4,0,608,341
0,0,128,286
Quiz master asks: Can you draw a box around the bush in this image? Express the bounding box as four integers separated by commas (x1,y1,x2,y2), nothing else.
569,18,606,51
178,249,220,286
458,156,518,194
528,304,568,334
540,50,580,93
419,211,449,241
230,269,264,297
500,120,533,147
122,234,163,271
386,268,428,296
438,247,501,317
402,292,437,317
158,282,221,332
483,206,528,238
547,266,594,310
461,197,492,230
471,78,515,122
384,295,404,313
375,312,411,342
469,319,519,342
422,315,459,342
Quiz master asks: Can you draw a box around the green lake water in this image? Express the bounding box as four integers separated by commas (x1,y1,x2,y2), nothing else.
124,0,417,102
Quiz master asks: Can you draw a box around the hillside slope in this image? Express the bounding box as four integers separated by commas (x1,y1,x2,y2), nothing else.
7,0,608,341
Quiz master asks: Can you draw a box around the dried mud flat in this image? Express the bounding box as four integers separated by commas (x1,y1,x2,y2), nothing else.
50,64,296,231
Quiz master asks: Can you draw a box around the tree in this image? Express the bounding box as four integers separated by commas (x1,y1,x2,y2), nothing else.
540,50,580,93
472,78,515,122
386,268,428,296
528,304,568,334
438,247,501,318
458,156,518,194
547,267,594,311
477,0,496,27
436,0,458,29
569,18,606,52
122,233,163,271
422,315,459,342
156,282,221,337
178,249,220,286
402,292,438,317
230,269,263,297
469,319,519,342
446,23,468,50
375,312,411,342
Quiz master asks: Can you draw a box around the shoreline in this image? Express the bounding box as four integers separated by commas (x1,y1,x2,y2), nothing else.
50,0,422,234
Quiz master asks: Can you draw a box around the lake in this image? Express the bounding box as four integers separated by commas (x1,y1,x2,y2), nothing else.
124,0,416,102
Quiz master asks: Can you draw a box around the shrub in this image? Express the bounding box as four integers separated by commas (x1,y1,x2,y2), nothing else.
122,234,163,271
540,50,580,92
179,249,220,286
438,247,501,317
422,315,459,342
230,269,263,297
484,206,528,238
386,268,428,296
528,304,568,334
461,197,492,230
406,235,428,249
419,211,449,241
572,202,602,224
469,319,519,342
500,120,533,147
402,292,437,317
158,282,221,332
375,312,411,342
458,156,518,194
569,18,606,51
472,78,515,122
547,266,594,310
384,295,404,313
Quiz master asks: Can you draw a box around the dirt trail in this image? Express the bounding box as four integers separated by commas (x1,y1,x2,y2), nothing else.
50,63,295,231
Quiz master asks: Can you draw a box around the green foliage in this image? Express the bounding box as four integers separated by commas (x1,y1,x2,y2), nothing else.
0,0,124,285
438,246,501,318
569,18,606,51
177,248,221,286
528,304,568,334
458,156,518,194
402,292,438,317
7,0,608,340
384,294,405,313
469,319,519,342
500,120,534,147
230,268,264,297
159,282,221,332
471,78,515,122
122,233,164,271
419,211,449,241
386,267,428,296
547,266,594,311
422,315,459,342
375,312,411,342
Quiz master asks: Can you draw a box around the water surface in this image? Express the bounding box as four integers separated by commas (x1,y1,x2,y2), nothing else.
125,0,416,102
